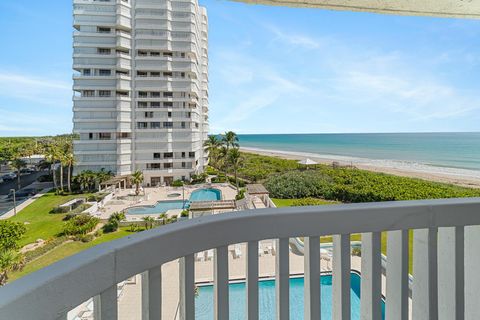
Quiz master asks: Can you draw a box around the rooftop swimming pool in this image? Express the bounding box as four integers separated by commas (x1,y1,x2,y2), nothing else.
195,273,385,320
126,188,222,215
189,188,222,202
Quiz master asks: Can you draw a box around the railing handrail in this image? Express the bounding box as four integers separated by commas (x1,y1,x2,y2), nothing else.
1,197,480,319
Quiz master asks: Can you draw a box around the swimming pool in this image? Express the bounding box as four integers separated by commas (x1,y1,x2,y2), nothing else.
189,188,222,202
195,273,385,319
126,188,222,214
126,200,188,215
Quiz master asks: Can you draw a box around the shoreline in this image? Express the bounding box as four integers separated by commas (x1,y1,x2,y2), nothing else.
240,146,480,189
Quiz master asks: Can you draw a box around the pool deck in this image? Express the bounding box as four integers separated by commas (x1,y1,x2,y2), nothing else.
94,183,238,220
112,242,395,320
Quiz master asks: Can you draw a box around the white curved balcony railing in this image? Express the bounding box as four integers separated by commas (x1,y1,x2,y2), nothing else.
1,198,480,319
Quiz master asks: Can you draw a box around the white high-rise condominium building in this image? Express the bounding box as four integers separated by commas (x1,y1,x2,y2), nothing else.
73,0,209,186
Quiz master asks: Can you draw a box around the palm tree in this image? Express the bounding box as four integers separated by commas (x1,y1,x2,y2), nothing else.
64,151,75,193
222,131,239,151
0,250,25,286
143,216,155,230
158,213,167,225
44,143,59,192
57,141,67,192
131,170,144,196
10,159,26,190
203,135,221,167
227,148,242,191
218,145,229,180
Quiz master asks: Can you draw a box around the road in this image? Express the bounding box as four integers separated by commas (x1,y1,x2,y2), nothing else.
0,171,47,195
0,171,48,215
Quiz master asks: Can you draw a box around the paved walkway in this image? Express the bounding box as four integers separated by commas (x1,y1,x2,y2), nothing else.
0,187,52,220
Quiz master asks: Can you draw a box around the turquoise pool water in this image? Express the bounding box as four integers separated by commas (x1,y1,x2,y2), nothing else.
195,273,385,319
126,200,187,215
189,188,222,202
126,188,222,214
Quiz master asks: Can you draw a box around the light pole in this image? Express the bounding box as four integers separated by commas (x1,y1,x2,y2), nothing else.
182,183,185,209
10,189,16,216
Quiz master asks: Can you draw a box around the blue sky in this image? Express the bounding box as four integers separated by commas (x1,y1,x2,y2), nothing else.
1,1,480,136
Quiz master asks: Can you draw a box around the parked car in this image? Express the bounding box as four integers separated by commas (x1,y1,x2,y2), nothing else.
20,168,36,174
1,173,17,181
7,188,37,199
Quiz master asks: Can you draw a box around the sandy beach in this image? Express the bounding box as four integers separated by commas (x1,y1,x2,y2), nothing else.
241,147,480,189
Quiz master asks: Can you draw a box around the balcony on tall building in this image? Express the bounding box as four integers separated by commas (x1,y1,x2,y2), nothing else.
1,198,479,319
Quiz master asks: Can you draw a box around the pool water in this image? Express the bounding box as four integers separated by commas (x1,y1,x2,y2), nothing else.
195,273,385,320
126,188,222,215
126,200,188,215
189,188,222,202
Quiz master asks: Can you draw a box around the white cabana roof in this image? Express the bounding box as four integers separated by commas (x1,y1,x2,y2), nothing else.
298,158,318,165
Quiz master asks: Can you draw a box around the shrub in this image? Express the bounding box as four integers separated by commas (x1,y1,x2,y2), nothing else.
191,173,208,184
265,171,335,199
211,176,226,183
228,176,246,188
235,188,246,200
102,222,118,233
180,210,189,218
205,166,218,175
87,193,108,202
291,198,330,206
63,214,99,236
79,234,94,243
0,221,27,251
129,224,140,232
103,212,126,233
50,206,70,214
24,237,67,263
172,180,184,187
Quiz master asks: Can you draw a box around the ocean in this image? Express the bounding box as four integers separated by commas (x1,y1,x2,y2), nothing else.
238,132,480,177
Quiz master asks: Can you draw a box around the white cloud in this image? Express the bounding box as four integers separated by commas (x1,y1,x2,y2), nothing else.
0,72,71,108
264,24,323,49
210,20,480,133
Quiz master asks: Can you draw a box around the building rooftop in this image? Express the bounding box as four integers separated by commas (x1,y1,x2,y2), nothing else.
246,184,269,195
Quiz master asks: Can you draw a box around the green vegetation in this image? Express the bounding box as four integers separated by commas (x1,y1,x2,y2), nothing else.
172,180,184,187
273,198,338,207
63,214,99,236
234,153,480,202
103,212,126,233
131,170,144,195
0,220,27,285
9,227,132,281
272,198,337,207
10,192,94,247
238,152,299,182
73,170,114,192
204,132,244,194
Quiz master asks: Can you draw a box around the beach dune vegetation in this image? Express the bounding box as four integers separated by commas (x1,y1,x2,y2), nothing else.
265,166,480,202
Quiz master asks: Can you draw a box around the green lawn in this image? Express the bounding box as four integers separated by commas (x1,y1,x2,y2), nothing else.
272,198,337,207
10,227,133,281
9,192,93,247
274,199,414,273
